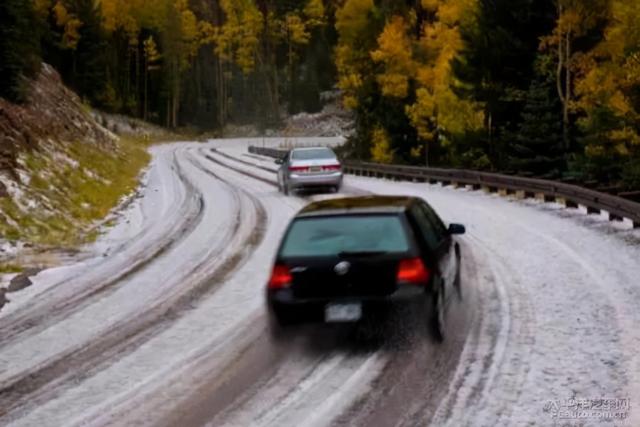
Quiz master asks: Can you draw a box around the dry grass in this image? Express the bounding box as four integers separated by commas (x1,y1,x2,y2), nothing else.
0,136,152,247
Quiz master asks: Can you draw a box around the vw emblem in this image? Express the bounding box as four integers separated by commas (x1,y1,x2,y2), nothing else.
334,261,351,276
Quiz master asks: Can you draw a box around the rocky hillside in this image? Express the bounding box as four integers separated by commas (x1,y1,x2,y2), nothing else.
0,65,116,194
0,64,150,265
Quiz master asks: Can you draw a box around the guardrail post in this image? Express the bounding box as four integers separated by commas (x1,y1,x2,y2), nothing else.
514,190,526,199
498,188,509,197
586,205,601,215
608,212,624,222
556,197,578,208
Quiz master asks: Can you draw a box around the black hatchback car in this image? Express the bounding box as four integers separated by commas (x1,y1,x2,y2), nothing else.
266,196,465,341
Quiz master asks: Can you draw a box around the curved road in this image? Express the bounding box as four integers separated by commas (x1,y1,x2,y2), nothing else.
0,138,638,427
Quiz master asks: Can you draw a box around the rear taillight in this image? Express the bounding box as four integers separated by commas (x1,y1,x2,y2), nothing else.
289,166,309,173
268,264,292,289
397,258,430,284
323,164,341,171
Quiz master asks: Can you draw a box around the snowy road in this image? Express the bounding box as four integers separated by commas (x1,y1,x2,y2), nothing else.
1,138,638,426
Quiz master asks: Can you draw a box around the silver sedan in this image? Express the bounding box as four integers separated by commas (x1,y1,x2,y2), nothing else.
276,147,343,195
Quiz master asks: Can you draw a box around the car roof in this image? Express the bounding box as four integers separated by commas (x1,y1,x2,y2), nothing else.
296,196,420,217
289,146,334,152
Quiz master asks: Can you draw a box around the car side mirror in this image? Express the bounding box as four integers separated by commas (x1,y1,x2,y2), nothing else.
275,158,283,165
448,223,466,235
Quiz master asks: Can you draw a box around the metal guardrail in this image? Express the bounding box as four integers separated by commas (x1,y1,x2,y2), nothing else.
248,146,640,227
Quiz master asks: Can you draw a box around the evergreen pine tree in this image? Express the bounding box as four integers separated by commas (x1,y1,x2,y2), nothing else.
507,56,565,177
0,0,41,102
452,0,556,167
70,0,108,104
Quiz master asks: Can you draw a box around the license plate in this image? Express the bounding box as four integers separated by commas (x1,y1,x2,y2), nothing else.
325,303,362,323
309,166,322,172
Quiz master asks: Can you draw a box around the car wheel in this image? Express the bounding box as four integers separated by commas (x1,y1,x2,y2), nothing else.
454,248,462,299
268,306,296,342
429,284,446,342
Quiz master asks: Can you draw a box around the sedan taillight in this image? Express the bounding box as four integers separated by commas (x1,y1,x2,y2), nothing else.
268,264,293,289
289,166,309,172
323,164,341,171
397,258,431,285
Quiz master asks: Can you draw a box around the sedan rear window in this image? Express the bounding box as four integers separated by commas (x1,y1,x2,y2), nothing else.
290,148,336,160
280,215,410,257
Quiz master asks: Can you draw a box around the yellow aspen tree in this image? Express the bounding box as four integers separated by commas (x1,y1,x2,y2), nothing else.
407,0,483,165
540,0,610,149
370,16,415,98
143,35,161,121
304,0,326,28
371,127,394,164
52,1,82,50
574,0,640,158
335,0,375,109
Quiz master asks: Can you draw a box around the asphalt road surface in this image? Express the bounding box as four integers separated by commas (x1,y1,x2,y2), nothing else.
1,138,638,427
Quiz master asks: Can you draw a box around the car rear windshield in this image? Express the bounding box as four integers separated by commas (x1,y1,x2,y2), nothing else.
291,148,336,160
280,215,410,257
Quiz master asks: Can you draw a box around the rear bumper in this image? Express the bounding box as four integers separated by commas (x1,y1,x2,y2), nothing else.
267,284,427,307
288,172,343,189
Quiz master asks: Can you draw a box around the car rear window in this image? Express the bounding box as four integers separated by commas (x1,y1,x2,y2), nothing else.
291,148,336,160
280,215,410,257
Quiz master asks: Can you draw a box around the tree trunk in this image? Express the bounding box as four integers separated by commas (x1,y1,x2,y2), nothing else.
424,140,429,167
555,3,571,152
172,62,180,128
136,42,141,117
563,30,571,151
143,56,148,121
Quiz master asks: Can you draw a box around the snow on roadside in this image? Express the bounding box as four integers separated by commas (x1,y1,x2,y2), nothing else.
347,175,640,426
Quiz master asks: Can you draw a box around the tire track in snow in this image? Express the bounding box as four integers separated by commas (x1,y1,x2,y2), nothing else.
211,148,279,173
65,150,300,427
0,148,268,423
207,147,372,198
430,234,535,426
0,151,204,346
109,148,382,427
345,175,638,426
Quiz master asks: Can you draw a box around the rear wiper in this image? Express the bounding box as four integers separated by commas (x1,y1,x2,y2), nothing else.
338,251,389,258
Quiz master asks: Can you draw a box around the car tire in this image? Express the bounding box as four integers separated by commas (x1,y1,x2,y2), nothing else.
454,247,462,300
429,284,446,342
268,306,296,342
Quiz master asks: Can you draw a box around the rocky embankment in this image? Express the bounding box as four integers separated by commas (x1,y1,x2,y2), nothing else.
0,64,150,268
0,64,116,196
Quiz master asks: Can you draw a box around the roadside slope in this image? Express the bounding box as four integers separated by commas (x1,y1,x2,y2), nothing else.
0,64,151,268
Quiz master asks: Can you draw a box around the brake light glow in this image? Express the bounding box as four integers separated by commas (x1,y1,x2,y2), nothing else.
397,258,430,284
323,164,341,171
289,166,309,172
268,264,293,289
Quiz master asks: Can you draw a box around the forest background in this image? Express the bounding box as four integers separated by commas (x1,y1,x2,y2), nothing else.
2,0,640,190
